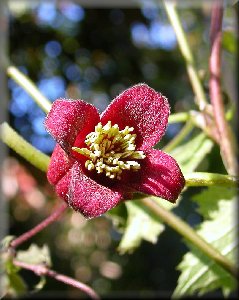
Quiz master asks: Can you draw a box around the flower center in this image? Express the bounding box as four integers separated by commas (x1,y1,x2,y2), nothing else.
72,121,145,180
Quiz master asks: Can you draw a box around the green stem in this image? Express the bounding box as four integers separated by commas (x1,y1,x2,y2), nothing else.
7,66,52,114
163,1,208,111
163,120,194,153
0,122,50,172
185,172,238,188
141,197,238,278
168,112,190,123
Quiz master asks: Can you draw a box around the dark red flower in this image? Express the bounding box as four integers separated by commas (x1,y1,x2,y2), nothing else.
45,84,185,218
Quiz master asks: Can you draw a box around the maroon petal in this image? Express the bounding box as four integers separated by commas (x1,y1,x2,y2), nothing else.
56,162,124,219
47,144,75,185
100,84,170,150
45,99,100,153
128,149,185,202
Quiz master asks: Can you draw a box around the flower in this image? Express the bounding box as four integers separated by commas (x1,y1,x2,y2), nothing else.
45,84,185,218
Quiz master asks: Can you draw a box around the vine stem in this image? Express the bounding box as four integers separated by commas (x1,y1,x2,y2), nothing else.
209,1,238,176
168,112,189,123
185,172,238,188
163,120,194,152
141,197,238,278
13,260,100,300
7,66,51,114
10,203,68,249
6,65,191,126
0,122,50,172
163,0,208,111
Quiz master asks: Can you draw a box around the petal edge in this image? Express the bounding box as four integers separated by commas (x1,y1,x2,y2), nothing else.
128,149,185,202
47,144,75,185
56,162,124,218
45,99,100,153
100,84,170,150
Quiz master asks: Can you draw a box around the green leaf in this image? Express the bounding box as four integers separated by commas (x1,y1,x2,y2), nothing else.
0,243,50,297
118,199,166,254
0,273,27,298
222,31,237,54
12,244,51,294
1,236,15,250
174,187,237,297
6,272,27,296
169,132,213,173
34,276,46,292
0,252,27,298
106,202,127,233
16,244,51,267
192,186,234,219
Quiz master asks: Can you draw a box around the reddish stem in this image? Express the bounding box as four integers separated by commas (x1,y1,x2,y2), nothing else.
209,1,238,175
209,1,223,43
13,260,100,300
10,203,68,249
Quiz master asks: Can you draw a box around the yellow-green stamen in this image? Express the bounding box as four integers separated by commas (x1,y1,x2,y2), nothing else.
72,121,145,180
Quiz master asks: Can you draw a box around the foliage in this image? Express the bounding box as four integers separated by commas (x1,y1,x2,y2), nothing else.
174,187,238,297
1,241,51,297
16,244,51,267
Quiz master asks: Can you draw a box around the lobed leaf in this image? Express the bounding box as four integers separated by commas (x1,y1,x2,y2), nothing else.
0,243,52,297
174,187,238,297
117,200,165,254
16,244,51,267
169,132,214,173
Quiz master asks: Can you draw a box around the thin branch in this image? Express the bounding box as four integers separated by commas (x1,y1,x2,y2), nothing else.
13,260,100,300
0,122,50,172
7,66,52,114
163,120,194,153
169,111,219,144
185,172,238,188
189,110,219,143
10,203,68,249
163,0,208,111
141,198,238,278
168,112,190,123
209,1,238,176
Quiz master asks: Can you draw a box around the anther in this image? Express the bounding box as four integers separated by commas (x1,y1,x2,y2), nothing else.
72,121,145,180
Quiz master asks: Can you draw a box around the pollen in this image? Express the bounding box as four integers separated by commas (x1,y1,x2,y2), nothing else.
72,121,145,179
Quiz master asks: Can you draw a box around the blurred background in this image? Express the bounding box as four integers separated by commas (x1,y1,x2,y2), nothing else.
1,0,236,298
